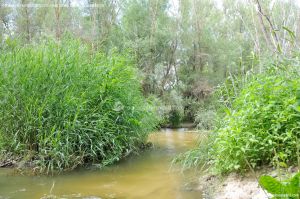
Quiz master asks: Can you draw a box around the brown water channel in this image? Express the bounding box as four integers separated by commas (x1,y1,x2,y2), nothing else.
0,128,201,199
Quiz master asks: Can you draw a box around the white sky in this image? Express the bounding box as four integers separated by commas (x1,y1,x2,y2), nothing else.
3,0,300,9
168,0,300,16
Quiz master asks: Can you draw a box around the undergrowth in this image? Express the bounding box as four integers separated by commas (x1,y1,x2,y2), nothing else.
175,59,300,174
213,65,300,173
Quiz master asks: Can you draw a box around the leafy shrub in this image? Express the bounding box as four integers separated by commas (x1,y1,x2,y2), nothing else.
194,98,218,130
213,66,300,173
195,108,216,130
0,38,157,173
169,109,181,127
158,90,184,127
182,97,202,122
259,172,300,199
145,94,167,125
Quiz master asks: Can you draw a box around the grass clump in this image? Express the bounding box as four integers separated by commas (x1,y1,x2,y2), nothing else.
0,38,157,173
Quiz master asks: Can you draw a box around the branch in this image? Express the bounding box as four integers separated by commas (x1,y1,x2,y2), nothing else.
255,0,279,46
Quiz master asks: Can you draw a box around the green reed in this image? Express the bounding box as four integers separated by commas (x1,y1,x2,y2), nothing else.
0,38,157,173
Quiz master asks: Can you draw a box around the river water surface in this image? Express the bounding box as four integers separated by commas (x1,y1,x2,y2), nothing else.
0,128,201,199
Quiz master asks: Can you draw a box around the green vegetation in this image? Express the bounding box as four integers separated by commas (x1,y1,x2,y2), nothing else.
177,61,300,173
213,65,300,173
259,172,300,199
1,1,300,194
0,38,157,173
0,0,259,128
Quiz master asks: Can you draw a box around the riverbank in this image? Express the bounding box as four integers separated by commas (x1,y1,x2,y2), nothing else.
0,129,202,199
0,152,18,168
0,142,154,174
199,166,299,199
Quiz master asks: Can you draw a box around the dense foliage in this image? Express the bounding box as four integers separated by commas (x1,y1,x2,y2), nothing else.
176,61,300,174
213,65,300,173
4,0,294,126
1,0,300,181
0,38,157,173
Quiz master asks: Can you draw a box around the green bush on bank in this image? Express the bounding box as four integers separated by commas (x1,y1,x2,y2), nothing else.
0,38,157,173
175,63,300,174
213,66,300,173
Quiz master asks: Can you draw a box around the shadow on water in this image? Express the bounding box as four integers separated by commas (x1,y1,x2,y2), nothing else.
0,128,202,199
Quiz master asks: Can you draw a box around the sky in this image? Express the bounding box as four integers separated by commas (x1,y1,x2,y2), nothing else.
2,0,300,9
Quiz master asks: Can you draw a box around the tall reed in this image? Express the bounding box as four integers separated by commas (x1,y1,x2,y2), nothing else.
0,38,157,173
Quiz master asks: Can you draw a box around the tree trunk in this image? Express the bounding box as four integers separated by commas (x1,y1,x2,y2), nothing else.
21,0,31,42
55,0,61,40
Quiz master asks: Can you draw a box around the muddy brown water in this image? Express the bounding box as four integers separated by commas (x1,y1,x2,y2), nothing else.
0,128,202,199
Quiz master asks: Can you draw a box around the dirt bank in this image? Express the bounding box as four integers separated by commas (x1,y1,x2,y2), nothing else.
199,166,299,199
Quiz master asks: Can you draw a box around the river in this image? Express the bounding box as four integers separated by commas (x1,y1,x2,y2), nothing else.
0,128,201,199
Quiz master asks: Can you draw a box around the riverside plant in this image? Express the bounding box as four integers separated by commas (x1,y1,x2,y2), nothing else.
0,38,157,174
212,64,300,173
259,172,300,199
174,64,300,174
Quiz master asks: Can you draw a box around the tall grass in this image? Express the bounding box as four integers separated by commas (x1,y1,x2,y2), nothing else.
0,38,157,173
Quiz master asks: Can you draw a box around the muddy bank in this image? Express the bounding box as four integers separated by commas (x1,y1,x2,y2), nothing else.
199,166,299,199
0,152,23,168
0,142,154,174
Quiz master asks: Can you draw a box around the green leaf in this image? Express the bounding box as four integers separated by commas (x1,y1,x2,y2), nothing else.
268,140,273,145
279,162,287,168
287,173,300,194
283,26,296,40
259,175,286,194
277,44,282,54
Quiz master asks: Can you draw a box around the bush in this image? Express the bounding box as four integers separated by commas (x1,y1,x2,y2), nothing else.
0,38,157,173
182,97,202,122
195,108,216,130
158,90,184,127
169,109,181,127
213,66,300,173
194,98,219,130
